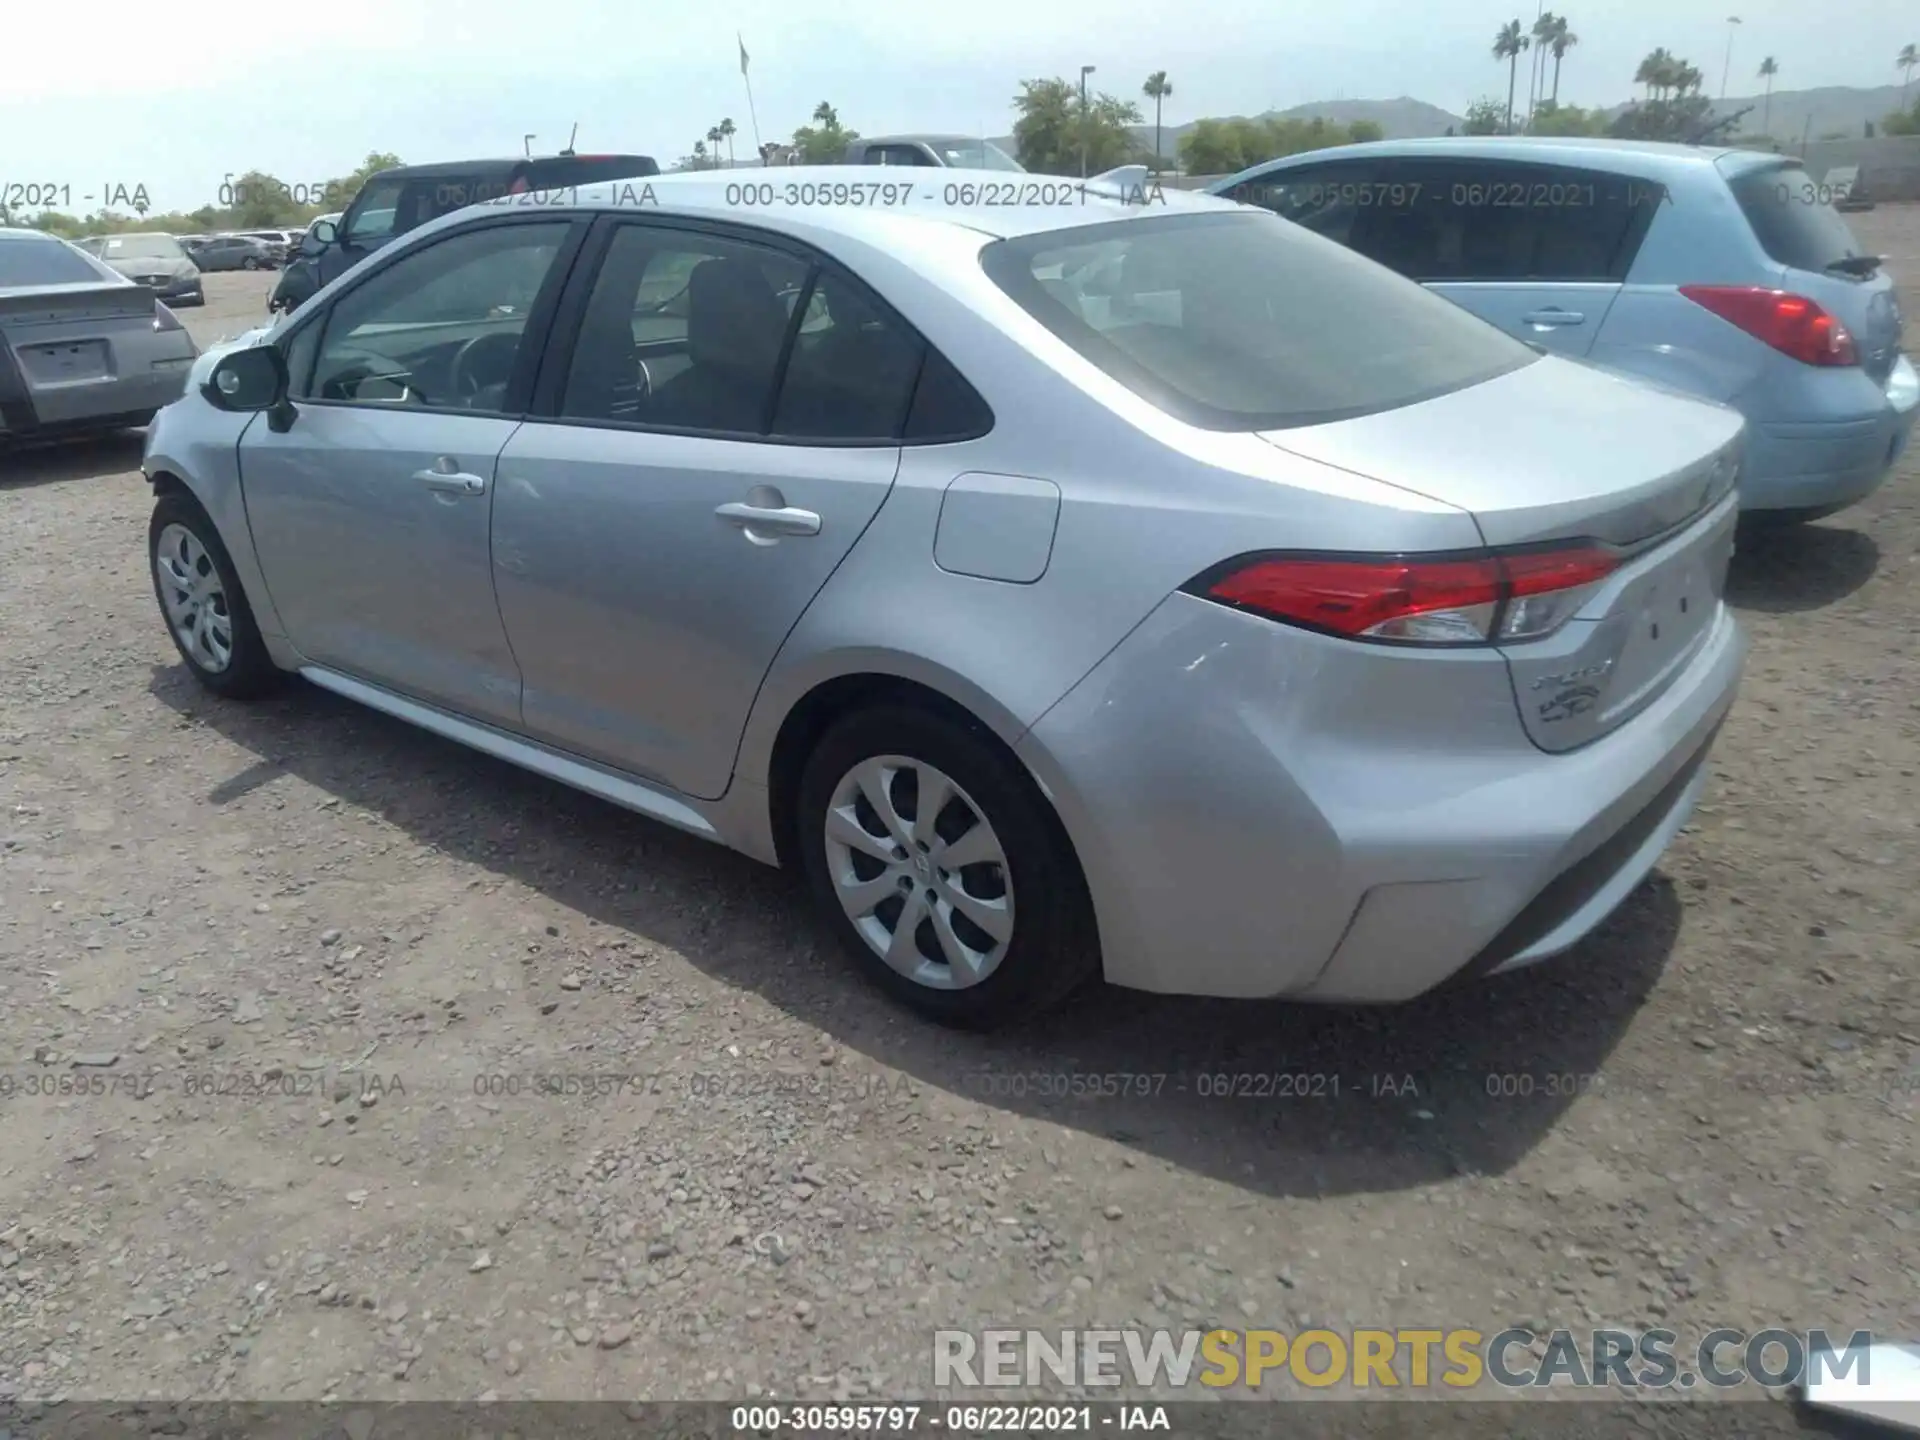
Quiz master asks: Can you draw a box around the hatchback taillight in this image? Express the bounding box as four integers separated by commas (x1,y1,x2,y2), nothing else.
152,301,183,333
1187,543,1621,647
1679,285,1858,366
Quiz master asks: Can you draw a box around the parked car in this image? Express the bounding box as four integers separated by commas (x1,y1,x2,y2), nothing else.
268,154,660,315
0,229,198,444
1209,137,1916,524
188,235,276,272
146,166,1746,1028
843,135,1025,170
74,233,205,307
234,229,299,263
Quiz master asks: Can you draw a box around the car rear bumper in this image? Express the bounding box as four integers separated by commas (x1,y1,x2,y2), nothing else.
0,339,196,438
1016,590,1745,1002
1740,355,1917,514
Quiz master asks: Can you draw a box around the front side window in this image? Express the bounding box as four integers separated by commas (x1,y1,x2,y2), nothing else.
980,210,1535,431
559,226,808,434
1225,160,1386,247
344,177,407,245
306,221,569,411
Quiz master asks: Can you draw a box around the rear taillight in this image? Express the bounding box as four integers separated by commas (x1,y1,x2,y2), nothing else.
508,176,531,195
1680,285,1858,367
1189,543,1621,647
152,301,183,333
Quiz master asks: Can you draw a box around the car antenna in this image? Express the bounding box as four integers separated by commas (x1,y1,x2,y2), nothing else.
560,123,578,157
524,134,536,158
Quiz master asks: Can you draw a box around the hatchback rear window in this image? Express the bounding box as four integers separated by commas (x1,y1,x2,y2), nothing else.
979,211,1535,431
0,237,113,287
1727,163,1869,273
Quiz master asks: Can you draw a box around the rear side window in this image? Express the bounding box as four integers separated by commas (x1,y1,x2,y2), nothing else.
1728,163,1868,273
0,238,114,287
980,211,1535,431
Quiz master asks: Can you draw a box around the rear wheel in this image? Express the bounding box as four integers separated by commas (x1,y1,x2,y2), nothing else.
796,705,1098,1029
149,492,282,699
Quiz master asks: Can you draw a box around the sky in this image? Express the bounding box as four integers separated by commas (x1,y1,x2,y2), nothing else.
3,0,1915,213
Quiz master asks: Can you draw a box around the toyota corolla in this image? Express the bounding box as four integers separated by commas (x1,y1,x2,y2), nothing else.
140,167,1746,1028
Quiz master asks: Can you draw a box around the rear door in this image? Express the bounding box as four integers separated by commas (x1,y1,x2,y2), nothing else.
1361,156,1658,358
1721,156,1904,385
490,216,923,799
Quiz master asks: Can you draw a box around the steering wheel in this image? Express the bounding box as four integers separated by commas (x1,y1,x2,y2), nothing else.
448,331,523,406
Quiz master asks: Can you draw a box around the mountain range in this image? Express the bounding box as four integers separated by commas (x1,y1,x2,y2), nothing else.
987,83,1916,164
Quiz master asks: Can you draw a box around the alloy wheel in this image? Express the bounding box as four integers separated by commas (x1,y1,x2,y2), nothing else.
154,523,234,673
823,755,1015,989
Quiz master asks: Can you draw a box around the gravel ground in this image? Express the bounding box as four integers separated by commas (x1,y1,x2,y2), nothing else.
1,224,1917,1412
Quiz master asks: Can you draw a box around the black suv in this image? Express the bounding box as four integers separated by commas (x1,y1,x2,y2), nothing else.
268,153,660,314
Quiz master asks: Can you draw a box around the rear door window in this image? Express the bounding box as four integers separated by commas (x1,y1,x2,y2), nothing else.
1222,159,1390,247
980,210,1536,431
1727,162,1869,272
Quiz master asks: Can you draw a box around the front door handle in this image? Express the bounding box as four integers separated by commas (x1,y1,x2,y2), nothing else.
413,457,488,496
1522,308,1585,329
716,498,822,544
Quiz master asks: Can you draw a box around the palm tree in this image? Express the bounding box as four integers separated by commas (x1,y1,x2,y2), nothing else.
813,101,839,129
1635,48,1682,100
706,125,724,166
692,140,710,169
1494,20,1531,133
1142,71,1172,170
1548,17,1578,104
1900,44,1919,103
1758,56,1779,136
719,117,737,166
1528,12,1558,127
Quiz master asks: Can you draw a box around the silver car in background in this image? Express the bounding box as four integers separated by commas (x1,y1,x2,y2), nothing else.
0,229,198,445
1211,138,1916,524
140,168,1744,1028
75,232,206,307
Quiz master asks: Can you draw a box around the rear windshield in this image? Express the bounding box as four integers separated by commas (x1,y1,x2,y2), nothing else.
101,234,186,261
1728,163,1868,273
0,237,114,287
979,210,1535,431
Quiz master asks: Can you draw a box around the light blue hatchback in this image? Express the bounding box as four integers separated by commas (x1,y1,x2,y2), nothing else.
1210,137,1917,522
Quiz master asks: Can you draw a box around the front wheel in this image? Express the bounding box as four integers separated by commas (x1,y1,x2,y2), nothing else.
796,705,1098,1029
242,256,260,270
149,493,282,699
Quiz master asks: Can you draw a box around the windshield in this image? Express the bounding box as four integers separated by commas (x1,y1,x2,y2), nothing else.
979,210,1535,431
0,237,115,287
100,234,186,261
938,141,1023,171
1728,162,1867,273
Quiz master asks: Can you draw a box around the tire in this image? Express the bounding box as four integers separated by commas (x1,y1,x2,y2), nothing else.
796,704,1099,1029
243,257,260,270
149,491,283,700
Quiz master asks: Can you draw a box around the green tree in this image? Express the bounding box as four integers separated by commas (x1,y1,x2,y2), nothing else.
1527,12,1558,126
1900,43,1919,103
1462,97,1506,136
719,117,738,166
1758,56,1779,137
1011,78,1142,174
1529,100,1606,135
792,102,859,164
1493,20,1531,134
1142,71,1173,171
1885,96,1920,136
1547,16,1579,106
1611,53,1716,140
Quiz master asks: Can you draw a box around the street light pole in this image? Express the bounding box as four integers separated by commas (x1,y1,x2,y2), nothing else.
1720,16,1742,102
1079,64,1096,177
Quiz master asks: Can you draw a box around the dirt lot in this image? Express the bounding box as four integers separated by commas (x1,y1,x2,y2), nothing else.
1,228,1917,1414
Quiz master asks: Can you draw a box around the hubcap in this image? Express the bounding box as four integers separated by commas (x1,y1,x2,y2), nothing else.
824,756,1014,990
154,523,234,673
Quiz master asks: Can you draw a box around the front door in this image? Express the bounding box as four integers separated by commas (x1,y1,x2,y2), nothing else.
239,217,578,726
491,219,926,798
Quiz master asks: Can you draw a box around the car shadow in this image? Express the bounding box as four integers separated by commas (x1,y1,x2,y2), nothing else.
148,665,1684,1201
1727,521,1880,615
0,431,147,490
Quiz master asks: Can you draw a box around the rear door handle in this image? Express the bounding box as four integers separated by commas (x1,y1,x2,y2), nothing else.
716,500,822,542
1522,308,1585,329
413,458,488,496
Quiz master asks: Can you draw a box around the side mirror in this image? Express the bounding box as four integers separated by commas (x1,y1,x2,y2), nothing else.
307,218,339,247
203,346,288,412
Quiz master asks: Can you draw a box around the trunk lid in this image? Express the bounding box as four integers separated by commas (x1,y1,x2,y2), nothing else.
1720,155,1903,384
1259,354,1744,750
0,283,174,425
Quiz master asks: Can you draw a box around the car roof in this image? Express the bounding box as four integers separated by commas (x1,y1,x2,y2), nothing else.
0,228,63,243
458,164,1231,242
1212,135,1774,189
368,155,656,183
856,134,994,147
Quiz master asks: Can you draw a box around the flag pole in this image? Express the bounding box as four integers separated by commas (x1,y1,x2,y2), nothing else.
739,34,765,165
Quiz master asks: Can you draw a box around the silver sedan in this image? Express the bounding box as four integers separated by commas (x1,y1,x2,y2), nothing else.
139,167,1745,1028
0,229,199,445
